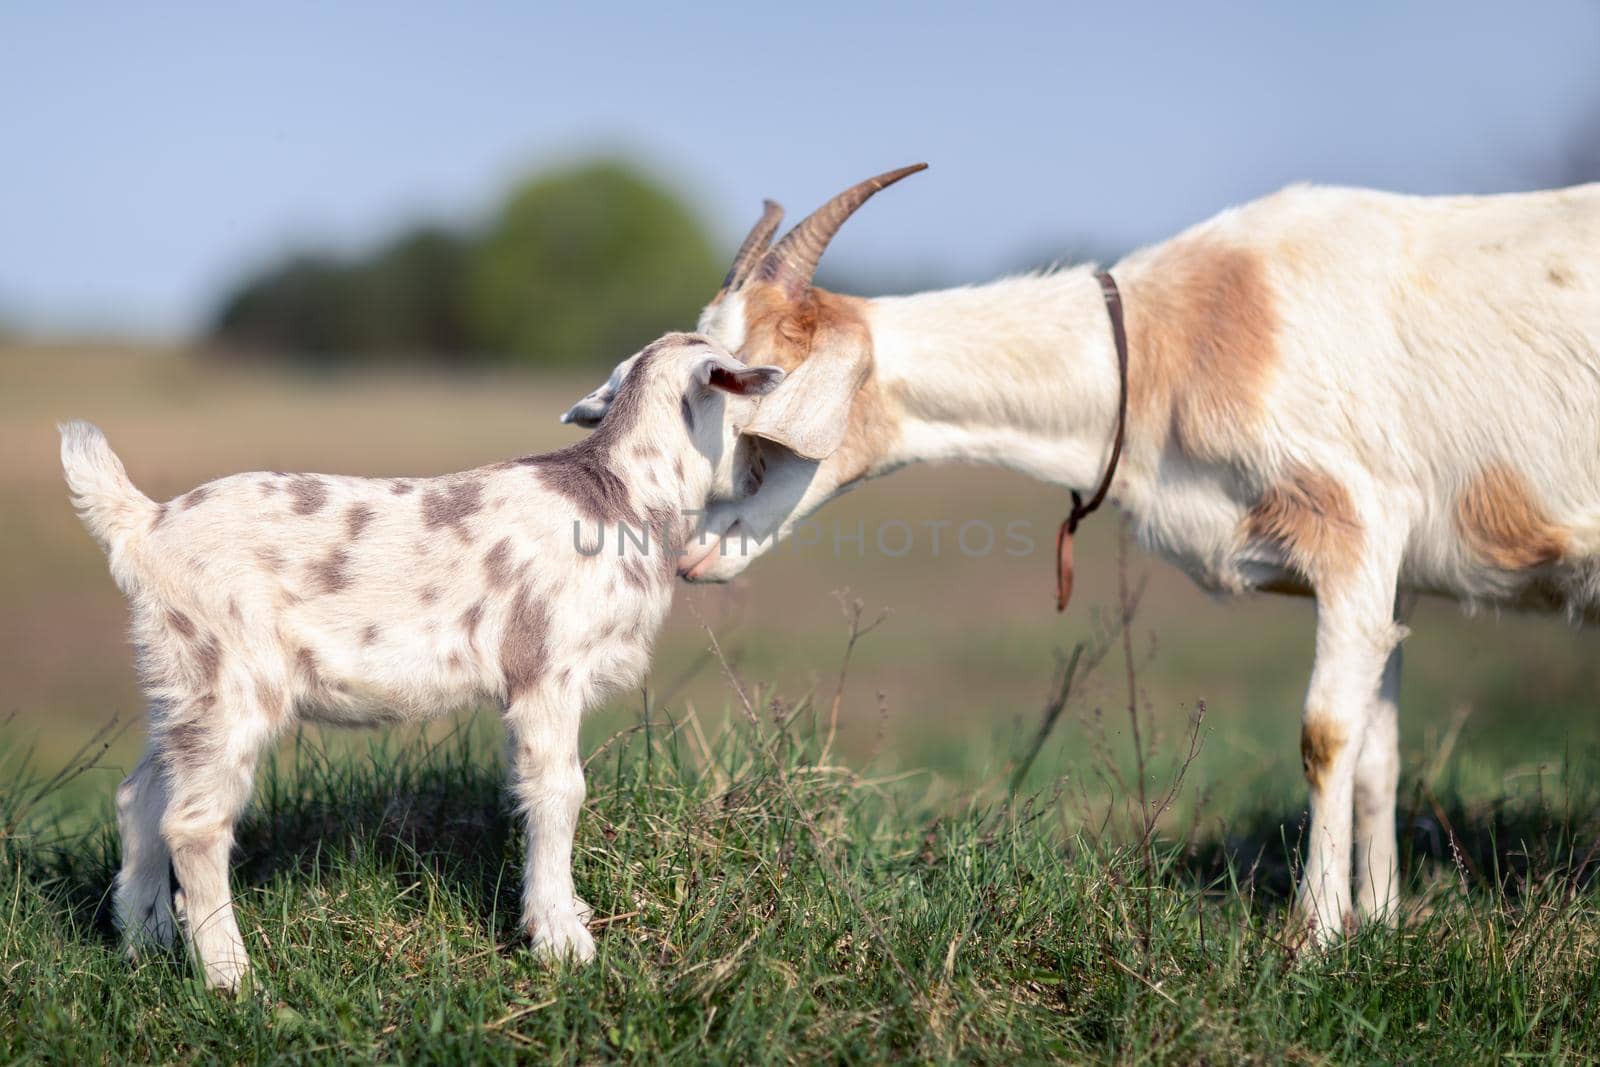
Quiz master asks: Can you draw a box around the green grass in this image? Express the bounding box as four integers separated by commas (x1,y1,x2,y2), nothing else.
7,342,1600,1059
5,650,1600,1064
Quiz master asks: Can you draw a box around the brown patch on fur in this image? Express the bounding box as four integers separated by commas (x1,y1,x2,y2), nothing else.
525,453,636,524
180,486,211,510
198,635,222,685
295,647,323,690
310,547,353,594
390,480,415,495
421,478,484,540
461,600,485,642
171,628,223,690
519,446,637,525
1300,715,1347,790
253,546,284,572
164,719,211,767
419,584,440,605
345,503,376,539
622,556,651,592
1548,264,1573,288
501,584,549,701
1455,462,1569,571
254,677,283,716
166,609,196,640
483,538,515,589
287,476,328,515
646,505,679,580
1123,240,1281,459
1243,467,1363,591
228,598,242,621
360,623,381,646
738,284,896,485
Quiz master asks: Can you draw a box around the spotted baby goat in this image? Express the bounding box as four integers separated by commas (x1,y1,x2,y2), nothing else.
60,333,782,990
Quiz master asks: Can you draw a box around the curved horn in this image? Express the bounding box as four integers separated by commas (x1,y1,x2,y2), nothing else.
756,163,927,295
722,199,785,291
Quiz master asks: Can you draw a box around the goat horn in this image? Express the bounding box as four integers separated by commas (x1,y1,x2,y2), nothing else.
756,163,928,295
722,199,785,291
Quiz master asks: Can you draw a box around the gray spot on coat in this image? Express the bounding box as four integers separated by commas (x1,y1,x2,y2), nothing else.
311,547,353,594
483,538,515,589
288,476,328,515
421,479,484,539
501,584,549,701
345,502,376,539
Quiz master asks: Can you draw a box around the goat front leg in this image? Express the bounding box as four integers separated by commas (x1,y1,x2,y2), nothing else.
504,689,594,963
1298,550,1407,944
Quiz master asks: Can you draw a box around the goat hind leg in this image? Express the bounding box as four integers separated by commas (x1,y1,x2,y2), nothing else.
114,746,176,954
1353,639,1402,925
159,715,269,991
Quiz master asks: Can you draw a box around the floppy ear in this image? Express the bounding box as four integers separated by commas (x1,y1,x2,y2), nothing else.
695,352,786,397
740,349,868,461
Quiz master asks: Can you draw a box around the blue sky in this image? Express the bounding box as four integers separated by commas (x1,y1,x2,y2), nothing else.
3,2,1597,336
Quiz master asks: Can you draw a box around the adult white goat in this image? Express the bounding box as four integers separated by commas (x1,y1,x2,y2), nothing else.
62,334,782,989
565,165,1600,940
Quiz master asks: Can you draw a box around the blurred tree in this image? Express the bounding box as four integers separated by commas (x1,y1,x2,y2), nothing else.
465,160,719,368
208,160,718,368
212,229,471,363
347,226,474,360
212,254,361,358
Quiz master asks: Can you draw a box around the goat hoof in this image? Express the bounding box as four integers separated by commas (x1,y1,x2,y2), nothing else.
199,956,254,995
528,909,596,964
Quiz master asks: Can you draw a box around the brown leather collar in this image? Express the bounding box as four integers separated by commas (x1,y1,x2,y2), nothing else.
1056,270,1129,611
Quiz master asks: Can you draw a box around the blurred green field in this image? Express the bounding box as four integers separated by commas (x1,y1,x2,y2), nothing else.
2,339,1598,820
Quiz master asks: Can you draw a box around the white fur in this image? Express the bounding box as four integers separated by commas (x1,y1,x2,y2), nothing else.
63,334,780,990
579,180,1600,941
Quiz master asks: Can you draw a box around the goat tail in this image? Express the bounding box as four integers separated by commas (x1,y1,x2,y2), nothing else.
59,421,159,574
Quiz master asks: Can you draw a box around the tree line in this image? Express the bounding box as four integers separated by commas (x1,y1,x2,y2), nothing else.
209,160,721,369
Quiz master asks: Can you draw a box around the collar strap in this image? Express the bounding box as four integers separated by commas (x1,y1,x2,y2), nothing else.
1056,270,1129,611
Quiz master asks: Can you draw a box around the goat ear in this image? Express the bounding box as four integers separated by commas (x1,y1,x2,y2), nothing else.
696,354,786,397
740,349,868,461
561,353,638,428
